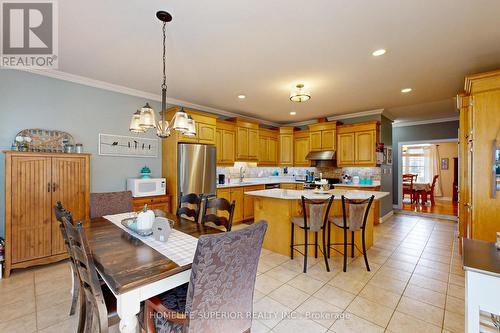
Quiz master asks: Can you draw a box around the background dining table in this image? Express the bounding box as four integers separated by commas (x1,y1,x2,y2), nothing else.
84,212,221,333
403,181,431,204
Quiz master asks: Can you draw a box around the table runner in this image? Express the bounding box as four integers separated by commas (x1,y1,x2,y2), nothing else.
104,212,198,266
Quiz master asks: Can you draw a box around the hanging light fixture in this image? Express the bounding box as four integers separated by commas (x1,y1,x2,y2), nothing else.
289,83,311,103
129,10,196,138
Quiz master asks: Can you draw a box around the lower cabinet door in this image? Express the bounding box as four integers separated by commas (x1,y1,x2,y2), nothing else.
230,187,244,223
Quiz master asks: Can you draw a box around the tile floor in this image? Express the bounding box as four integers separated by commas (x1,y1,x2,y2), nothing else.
0,213,465,333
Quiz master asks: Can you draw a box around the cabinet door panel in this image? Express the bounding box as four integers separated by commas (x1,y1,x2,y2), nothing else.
248,129,259,159
279,134,293,165
230,187,244,223
243,185,264,220
268,138,278,164
337,133,355,166
11,156,52,263
259,137,268,163
310,132,322,151
51,157,88,255
222,130,235,163
236,127,248,159
294,137,310,166
198,123,216,144
355,130,376,165
321,130,335,150
215,129,222,164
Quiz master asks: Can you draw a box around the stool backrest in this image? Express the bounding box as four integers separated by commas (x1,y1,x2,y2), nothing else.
300,195,334,232
340,195,375,231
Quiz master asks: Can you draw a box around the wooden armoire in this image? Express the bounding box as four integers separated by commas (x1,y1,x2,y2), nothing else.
3,151,90,277
457,69,500,252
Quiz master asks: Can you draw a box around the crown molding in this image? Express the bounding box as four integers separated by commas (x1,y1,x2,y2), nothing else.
16,68,281,127
284,108,385,127
392,116,459,127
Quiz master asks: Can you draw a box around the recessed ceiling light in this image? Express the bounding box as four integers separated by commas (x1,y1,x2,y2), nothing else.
401,88,412,93
372,49,387,57
237,94,246,99
290,112,296,116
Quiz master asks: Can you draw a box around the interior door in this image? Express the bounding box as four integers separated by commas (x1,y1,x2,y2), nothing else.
11,156,52,263
51,156,88,255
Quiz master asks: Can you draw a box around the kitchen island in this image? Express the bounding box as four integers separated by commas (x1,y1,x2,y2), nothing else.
245,188,390,257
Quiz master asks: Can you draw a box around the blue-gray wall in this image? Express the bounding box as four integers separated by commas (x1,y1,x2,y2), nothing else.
392,120,459,204
0,70,162,237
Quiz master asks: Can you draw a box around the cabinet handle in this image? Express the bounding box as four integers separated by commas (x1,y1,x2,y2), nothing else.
52,182,57,192
47,182,51,192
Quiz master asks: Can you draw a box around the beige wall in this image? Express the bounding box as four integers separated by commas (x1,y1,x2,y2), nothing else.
438,142,458,199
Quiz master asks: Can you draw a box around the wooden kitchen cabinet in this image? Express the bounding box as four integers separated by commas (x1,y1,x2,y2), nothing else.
3,152,90,278
308,121,337,151
337,121,379,167
231,118,259,161
280,183,297,190
216,187,244,223
198,122,216,144
258,128,279,166
165,107,217,145
279,127,294,166
215,120,236,165
243,185,266,220
294,130,311,166
132,195,171,213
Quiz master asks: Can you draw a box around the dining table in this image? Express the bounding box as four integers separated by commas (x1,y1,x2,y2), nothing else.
85,212,221,333
403,181,431,204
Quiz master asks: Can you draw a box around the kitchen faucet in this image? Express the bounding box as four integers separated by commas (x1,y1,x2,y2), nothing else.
239,166,245,182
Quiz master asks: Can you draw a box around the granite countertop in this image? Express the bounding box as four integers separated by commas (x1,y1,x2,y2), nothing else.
333,182,381,188
216,177,304,189
463,238,500,278
244,188,390,201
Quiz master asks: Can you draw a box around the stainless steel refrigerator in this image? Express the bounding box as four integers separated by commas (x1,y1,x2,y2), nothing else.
178,143,216,197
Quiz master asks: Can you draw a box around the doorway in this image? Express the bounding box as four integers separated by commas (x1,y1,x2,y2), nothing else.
397,139,458,220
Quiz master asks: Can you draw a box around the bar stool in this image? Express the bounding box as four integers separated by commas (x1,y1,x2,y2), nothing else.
326,195,374,272
290,195,334,273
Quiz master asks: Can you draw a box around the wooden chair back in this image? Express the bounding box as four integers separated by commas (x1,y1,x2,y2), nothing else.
177,192,203,222
62,216,110,332
90,191,133,218
430,175,439,191
201,196,235,231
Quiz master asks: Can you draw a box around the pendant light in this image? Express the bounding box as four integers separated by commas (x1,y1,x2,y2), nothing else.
129,10,196,138
290,84,311,103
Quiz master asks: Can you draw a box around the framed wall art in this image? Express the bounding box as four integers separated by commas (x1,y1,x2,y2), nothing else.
98,134,158,158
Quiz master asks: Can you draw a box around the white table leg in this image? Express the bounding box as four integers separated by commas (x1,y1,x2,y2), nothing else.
117,289,141,333
465,271,480,333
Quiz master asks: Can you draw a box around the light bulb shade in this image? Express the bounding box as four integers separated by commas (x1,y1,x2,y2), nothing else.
156,120,171,138
183,117,196,136
129,111,146,133
139,103,157,128
172,110,189,131
289,91,311,102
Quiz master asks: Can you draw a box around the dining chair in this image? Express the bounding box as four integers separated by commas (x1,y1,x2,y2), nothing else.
53,202,84,327
327,195,375,272
290,195,334,273
62,215,119,333
143,221,268,333
177,192,203,222
201,196,235,232
425,175,440,205
90,191,133,218
402,174,415,203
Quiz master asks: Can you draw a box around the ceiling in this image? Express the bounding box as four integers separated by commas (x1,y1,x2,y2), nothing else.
58,0,500,123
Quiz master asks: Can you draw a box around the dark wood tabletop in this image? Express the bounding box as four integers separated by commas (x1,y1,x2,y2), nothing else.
85,213,221,294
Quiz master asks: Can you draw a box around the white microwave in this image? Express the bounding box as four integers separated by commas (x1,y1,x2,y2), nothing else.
127,178,166,198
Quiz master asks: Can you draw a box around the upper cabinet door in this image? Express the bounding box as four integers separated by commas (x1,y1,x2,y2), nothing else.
51,156,89,255
268,137,278,164
248,129,259,159
222,130,235,164
198,123,216,144
10,156,52,263
215,129,222,164
310,131,322,151
259,136,268,163
294,136,310,166
236,127,249,159
355,130,376,165
321,129,335,150
279,134,293,165
337,132,355,166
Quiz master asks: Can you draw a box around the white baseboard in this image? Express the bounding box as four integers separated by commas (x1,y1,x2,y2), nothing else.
379,210,394,223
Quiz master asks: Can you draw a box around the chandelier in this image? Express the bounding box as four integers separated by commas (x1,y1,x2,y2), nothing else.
129,11,196,138
289,84,311,103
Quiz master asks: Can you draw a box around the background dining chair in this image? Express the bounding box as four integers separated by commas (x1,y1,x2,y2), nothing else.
327,195,374,272
53,202,85,331
201,196,235,232
402,174,415,203
143,221,268,333
290,195,334,273
90,191,133,218
177,192,203,222
62,216,119,333
425,175,440,205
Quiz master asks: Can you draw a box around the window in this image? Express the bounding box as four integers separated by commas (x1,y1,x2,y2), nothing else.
402,146,429,182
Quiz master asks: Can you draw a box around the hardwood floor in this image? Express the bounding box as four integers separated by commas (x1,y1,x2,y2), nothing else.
402,198,458,217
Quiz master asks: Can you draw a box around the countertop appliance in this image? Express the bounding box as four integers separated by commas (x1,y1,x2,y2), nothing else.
127,178,166,198
303,177,341,189
178,143,216,197
218,174,225,185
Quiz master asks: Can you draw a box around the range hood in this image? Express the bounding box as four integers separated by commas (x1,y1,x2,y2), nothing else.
305,150,336,161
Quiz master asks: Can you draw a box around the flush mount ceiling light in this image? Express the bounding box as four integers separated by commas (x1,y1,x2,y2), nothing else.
372,49,387,56
401,88,413,93
290,111,297,116
129,11,196,138
237,94,246,99
290,84,311,103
